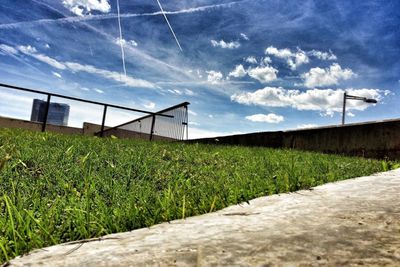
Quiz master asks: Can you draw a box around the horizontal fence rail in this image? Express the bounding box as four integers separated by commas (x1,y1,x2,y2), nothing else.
0,82,190,141
97,102,190,141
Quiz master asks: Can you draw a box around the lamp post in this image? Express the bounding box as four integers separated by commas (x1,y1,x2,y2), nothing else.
342,92,377,125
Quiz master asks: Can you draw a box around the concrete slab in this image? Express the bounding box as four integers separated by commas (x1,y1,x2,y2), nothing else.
5,169,400,266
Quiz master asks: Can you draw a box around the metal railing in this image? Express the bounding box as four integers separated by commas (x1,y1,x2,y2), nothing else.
97,102,189,141
0,82,189,141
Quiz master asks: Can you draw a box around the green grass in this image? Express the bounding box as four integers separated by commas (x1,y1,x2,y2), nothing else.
0,128,397,263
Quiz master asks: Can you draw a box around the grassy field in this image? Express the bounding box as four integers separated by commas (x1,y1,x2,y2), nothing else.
0,128,397,263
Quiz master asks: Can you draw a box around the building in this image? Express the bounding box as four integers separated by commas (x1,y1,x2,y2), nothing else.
30,99,70,126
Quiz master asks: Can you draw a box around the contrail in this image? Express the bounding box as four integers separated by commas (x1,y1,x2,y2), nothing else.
116,0,127,76
19,0,193,78
0,1,245,30
0,50,43,73
155,0,183,52
79,19,190,77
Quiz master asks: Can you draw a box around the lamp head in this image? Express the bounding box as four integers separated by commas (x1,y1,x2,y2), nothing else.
364,98,377,104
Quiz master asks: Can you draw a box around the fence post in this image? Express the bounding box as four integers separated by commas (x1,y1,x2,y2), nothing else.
185,105,188,140
149,114,156,141
41,94,51,132
100,105,108,137
342,92,347,125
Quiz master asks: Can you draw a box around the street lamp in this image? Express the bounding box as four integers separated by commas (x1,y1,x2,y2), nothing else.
342,92,377,125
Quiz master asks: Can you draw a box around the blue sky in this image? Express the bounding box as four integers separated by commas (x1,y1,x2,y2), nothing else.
0,0,399,138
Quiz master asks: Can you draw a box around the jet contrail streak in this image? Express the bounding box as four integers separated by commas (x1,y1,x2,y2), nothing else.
18,0,193,78
0,1,245,30
116,0,127,76
155,0,183,52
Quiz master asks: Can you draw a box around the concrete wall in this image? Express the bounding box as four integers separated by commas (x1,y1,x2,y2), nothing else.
103,128,174,141
0,116,82,135
3,116,400,159
82,122,108,136
0,117,173,142
189,119,400,159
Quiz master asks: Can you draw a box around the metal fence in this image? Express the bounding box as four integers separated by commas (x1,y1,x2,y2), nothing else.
0,83,190,141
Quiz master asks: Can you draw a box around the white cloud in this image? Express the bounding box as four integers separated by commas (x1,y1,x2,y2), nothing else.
94,88,104,94
245,113,284,123
143,102,156,109
62,0,111,16
188,110,197,116
65,62,156,88
302,63,356,88
13,45,156,88
188,121,200,126
52,72,62,78
262,57,272,65
265,46,292,58
347,111,355,117
17,45,37,54
265,46,309,70
211,39,240,49
227,63,279,83
288,50,308,70
232,87,385,116
36,54,68,70
308,50,337,61
19,45,67,69
206,70,223,84
196,69,203,79
321,110,335,117
0,44,18,55
168,88,196,96
167,89,182,95
0,2,245,30
240,33,249,41
129,40,138,47
184,89,195,96
232,87,291,108
247,66,278,83
244,56,257,64
229,64,247,78
45,44,51,49
297,124,318,129
115,38,138,47
114,38,125,46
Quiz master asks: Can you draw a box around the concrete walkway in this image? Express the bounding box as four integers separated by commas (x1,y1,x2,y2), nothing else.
6,169,400,266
